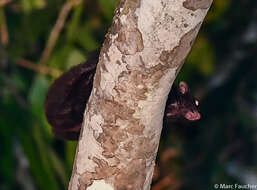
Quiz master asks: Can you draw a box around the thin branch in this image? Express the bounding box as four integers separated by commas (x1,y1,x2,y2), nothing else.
40,0,82,64
0,8,8,45
16,58,61,77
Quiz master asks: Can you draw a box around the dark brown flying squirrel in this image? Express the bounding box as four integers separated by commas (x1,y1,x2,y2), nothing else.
45,51,201,140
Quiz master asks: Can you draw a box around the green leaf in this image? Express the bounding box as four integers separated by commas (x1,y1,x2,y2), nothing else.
67,4,84,43
28,75,49,119
48,45,74,70
66,49,86,69
99,0,116,21
19,125,59,190
65,141,77,171
75,25,99,51
20,0,46,13
187,34,215,77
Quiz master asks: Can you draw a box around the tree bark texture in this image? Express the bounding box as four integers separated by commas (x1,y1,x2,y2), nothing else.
69,0,213,189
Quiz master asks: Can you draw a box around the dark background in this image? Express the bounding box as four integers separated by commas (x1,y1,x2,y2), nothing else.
1,0,257,189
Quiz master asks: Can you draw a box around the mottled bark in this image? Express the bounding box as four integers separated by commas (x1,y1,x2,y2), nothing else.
69,0,213,190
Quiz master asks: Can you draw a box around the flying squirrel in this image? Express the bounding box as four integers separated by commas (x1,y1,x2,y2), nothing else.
45,51,201,140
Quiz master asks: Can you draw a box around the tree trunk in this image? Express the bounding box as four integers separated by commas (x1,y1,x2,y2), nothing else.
69,0,213,189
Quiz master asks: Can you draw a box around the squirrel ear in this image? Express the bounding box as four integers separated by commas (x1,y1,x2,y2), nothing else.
179,81,188,94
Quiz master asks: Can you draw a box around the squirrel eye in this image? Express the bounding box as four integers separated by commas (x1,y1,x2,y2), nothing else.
195,100,199,106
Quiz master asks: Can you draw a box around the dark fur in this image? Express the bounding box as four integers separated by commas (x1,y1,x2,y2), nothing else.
45,52,200,140
166,82,200,122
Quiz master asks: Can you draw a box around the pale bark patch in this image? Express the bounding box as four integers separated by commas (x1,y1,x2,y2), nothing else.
159,22,202,68
87,180,114,190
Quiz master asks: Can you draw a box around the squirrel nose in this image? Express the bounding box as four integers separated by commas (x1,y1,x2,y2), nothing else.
185,111,201,121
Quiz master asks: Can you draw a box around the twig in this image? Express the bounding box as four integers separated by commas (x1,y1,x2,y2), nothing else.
40,0,82,64
0,0,11,7
0,8,8,45
16,58,61,77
